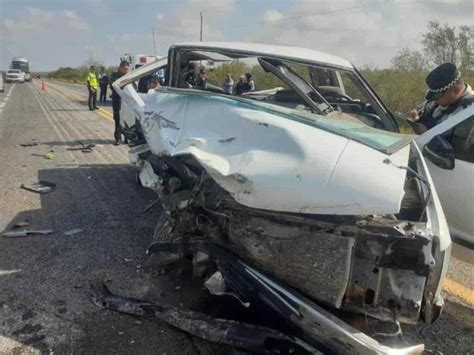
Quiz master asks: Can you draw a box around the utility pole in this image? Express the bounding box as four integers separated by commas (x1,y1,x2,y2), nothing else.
152,27,158,58
200,12,203,41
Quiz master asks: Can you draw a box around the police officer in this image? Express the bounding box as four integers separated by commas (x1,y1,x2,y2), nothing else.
109,61,130,145
86,66,99,111
409,63,473,134
98,67,109,102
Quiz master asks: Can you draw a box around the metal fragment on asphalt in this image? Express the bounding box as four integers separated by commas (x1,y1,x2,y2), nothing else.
2,230,53,238
13,221,30,228
21,181,56,194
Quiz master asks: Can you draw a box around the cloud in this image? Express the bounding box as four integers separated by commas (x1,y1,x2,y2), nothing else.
263,10,284,23
3,7,89,33
153,0,236,41
1,7,91,70
245,0,474,68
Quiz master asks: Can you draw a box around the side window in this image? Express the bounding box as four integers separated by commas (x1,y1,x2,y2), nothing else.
446,116,474,163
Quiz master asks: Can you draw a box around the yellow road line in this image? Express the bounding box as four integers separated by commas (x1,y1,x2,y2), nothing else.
443,278,474,305
47,82,114,122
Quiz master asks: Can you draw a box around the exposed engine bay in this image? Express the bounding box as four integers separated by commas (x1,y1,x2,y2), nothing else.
130,146,442,325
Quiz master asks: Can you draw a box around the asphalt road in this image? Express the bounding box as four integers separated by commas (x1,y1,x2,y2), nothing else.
0,81,472,354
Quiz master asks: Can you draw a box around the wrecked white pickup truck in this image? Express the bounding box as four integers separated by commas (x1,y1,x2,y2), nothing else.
103,42,452,354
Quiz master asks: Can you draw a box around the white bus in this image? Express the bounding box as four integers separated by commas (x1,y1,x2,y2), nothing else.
11,57,31,82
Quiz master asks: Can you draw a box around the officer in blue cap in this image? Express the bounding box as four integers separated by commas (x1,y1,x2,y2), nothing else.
410,63,473,134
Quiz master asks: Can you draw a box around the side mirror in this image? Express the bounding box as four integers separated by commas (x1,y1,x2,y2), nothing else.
422,135,455,170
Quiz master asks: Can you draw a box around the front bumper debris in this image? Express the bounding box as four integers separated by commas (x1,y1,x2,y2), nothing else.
91,241,425,355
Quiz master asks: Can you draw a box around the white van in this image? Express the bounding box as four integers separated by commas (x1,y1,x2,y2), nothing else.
5,69,25,83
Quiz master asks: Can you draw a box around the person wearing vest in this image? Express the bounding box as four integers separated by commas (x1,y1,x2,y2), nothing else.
409,63,474,134
109,61,130,145
86,66,99,111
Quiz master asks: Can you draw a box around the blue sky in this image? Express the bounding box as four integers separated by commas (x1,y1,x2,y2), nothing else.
1,0,472,71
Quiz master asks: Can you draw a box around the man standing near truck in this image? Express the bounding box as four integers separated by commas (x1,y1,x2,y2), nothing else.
110,61,130,145
86,66,99,111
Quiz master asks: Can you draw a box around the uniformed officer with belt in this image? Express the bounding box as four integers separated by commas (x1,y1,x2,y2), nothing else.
109,60,130,145
86,65,99,111
409,63,473,134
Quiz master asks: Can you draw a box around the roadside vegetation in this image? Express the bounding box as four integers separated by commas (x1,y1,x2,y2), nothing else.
49,22,473,133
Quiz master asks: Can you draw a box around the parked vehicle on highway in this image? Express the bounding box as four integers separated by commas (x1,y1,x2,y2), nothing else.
111,42,451,353
416,105,474,244
11,57,31,82
5,69,25,83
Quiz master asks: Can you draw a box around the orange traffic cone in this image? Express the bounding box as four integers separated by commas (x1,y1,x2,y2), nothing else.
41,80,46,91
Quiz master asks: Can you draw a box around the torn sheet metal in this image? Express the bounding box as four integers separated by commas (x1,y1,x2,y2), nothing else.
145,241,425,354
90,283,318,354
138,91,410,215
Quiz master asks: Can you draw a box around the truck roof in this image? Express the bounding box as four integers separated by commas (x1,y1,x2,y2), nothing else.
171,42,353,69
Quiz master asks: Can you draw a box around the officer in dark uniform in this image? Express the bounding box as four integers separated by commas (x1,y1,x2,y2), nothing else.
109,60,130,145
99,67,109,102
409,63,473,134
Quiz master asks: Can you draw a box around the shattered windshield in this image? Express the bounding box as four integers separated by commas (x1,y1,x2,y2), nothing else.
168,49,410,153
241,98,413,154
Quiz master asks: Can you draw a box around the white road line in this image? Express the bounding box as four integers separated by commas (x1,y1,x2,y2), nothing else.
1,84,16,111
5,84,15,98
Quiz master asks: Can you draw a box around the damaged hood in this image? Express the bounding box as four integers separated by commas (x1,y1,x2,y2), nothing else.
137,89,412,215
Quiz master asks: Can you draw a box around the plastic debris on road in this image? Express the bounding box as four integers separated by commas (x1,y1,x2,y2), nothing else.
21,181,56,194
2,230,53,238
64,228,83,236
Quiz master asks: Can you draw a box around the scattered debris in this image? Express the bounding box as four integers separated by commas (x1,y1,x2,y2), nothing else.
143,198,160,213
258,122,269,127
67,143,95,153
13,221,30,228
64,228,83,236
204,271,250,308
90,283,317,354
218,137,236,143
2,230,53,238
21,181,56,194
31,150,55,159
19,142,39,147
0,269,22,276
